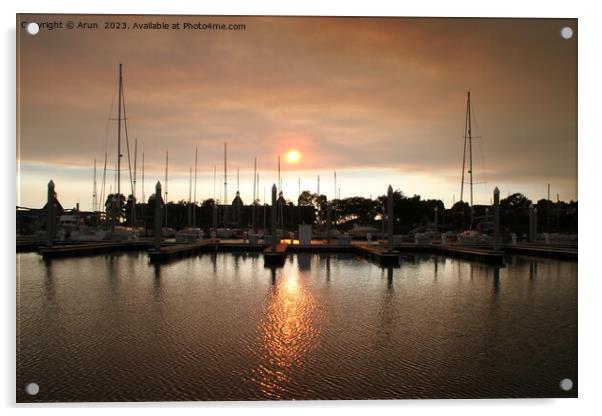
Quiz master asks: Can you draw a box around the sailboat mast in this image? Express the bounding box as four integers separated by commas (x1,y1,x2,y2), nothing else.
224,142,228,204
141,152,145,204
188,168,192,203
111,63,124,230
252,157,257,228
132,138,137,226
193,148,198,227
164,150,168,226
92,158,97,212
460,94,468,204
278,155,281,190
101,152,107,212
253,157,257,203
188,167,192,227
133,138,137,199
224,142,228,225
467,92,473,209
117,63,123,204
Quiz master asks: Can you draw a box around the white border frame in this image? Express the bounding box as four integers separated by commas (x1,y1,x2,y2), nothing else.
3,1,600,414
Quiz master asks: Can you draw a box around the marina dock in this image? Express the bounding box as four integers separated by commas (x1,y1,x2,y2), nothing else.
392,242,505,265
503,243,577,261
355,243,400,267
263,243,289,266
147,240,216,261
28,238,576,266
17,237,44,252
39,240,152,258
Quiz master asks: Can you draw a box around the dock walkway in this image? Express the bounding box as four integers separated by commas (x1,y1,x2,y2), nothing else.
504,243,577,261
30,236,576,266
39,241,151,258
147,240,216,261
355,243,400,267
263,243,289,266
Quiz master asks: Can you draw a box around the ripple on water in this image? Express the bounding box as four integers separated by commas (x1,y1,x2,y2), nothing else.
16,253,577,401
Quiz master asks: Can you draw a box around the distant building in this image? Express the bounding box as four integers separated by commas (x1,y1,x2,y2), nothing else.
231,191,244,226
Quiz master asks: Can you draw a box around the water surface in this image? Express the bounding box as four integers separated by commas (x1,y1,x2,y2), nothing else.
16,252,577,401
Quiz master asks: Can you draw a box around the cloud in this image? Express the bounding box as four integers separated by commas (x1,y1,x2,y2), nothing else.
17,15,577,207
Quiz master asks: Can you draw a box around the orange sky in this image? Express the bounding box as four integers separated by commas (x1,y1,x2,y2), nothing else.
17,15,577,209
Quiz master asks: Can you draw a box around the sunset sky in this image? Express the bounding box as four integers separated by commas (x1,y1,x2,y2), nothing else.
17,15,577,210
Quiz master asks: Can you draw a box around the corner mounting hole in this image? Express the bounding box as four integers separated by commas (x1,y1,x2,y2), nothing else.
559,378,573,391
560,26,573,39
25,382,39,395
26,22,40,35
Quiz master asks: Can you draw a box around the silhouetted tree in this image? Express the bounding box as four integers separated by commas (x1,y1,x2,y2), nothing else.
298,191,313,206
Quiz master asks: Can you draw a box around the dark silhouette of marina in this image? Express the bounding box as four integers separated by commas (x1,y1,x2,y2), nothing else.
16,66,577,267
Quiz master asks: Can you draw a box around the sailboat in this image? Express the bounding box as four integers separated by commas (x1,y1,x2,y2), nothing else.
108,64,138,241
67,65,142,243
456,91,490,246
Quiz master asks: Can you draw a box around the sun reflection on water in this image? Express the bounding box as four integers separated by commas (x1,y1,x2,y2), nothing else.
250,266,322,399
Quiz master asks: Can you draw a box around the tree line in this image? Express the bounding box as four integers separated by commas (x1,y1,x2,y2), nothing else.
99,190,577,234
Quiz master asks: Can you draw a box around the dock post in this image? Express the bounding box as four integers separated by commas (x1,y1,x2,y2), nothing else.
493,187,500,251
154,181,163,250
326,200,332,244
528,204,534,242
46,180,56,247
387,185,394,249
271,184,277,248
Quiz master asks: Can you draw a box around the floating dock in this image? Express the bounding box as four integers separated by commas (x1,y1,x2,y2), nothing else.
216,241,268,253
263,243,289,267
289,242,356,254
264,242,401,267
503,243,577,261
17,237,44,252
39,241,152,258
390,243,505,265
355,243,400,267
431,244,504,265
28,236,575,267
147,240,216,261
148,240,271,261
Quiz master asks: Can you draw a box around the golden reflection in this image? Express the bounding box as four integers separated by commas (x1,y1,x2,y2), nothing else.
250,267,322,398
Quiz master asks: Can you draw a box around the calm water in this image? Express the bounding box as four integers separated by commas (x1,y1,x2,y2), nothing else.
16,252,577,401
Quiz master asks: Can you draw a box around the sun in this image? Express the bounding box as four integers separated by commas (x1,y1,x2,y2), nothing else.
285,149,301,164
